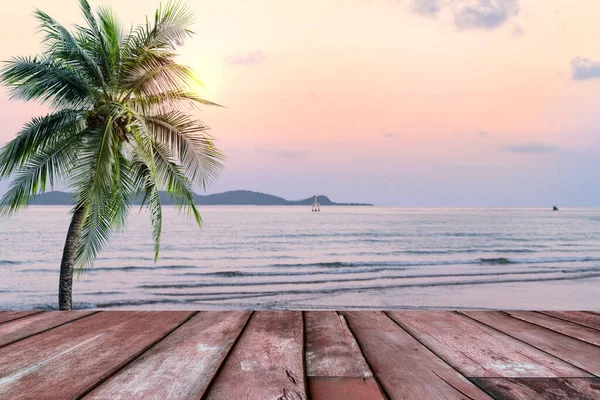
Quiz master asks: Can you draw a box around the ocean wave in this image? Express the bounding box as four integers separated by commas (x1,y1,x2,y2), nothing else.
20,268,597,310
179,267,391,278
0,260,22,265
144,271,600,298
479,257,513,265
138,266,600,290
91,265,198,272
19,265,199,273
342,249,539,256
266,256,600,269
16,256,600,277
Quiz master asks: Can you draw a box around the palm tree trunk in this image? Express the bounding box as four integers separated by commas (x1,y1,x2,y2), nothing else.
58,205,85,311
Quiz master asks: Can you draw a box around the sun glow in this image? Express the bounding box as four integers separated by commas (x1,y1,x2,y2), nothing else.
185,55,224,101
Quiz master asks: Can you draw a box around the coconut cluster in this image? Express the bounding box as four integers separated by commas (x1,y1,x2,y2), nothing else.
114,112,132,142
85,109,133,142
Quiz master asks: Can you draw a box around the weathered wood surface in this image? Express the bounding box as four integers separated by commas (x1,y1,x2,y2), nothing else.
0,311,40,325
388,311,588,378
86,311,250,400
0,310,598,399
305,312,372,378
0,310,95,347
305,311,383,399
541,311,600,331
506,311,600,347
203,311,307,400
463,311,600,376
308,377,386,400
0,311,192,399
341,311,492,400
472,378,600,400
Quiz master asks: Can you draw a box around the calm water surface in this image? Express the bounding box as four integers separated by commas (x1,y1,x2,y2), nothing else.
1,206,599,310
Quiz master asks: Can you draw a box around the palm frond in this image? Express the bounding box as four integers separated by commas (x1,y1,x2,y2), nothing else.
72,115,119,269
123,0,194,56
134,161,163,261
151,140,201,224
130,141,162,260
122,61,198,101
34,9,107,91
110,149,133,231
96,6,123,87
129,89,223,114
120,0,195,91
0,110,84,178
150,0,195,48
143,111,225,188
76,0,117,90
0,56,93,108
0,130,82,217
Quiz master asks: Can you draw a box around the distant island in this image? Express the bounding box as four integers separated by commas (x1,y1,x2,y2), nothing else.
27,190,372,206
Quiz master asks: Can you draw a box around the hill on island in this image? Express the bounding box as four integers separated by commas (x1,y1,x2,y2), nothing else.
26,190,372,206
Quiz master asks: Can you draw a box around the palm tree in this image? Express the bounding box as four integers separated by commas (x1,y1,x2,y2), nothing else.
0,0,224,310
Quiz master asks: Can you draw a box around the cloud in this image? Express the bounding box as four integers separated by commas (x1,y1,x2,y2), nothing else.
410,0,442,17
409,1,520,31
511,24,524,37
500,142,560,154
278,149,307,158
571,57,600,81
453,0,519,30
383,133,394,138
225,51,267,66
478,131,489,138
255,146,308,158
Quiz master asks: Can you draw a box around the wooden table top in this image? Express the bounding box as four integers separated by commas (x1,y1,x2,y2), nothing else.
0,310,599,399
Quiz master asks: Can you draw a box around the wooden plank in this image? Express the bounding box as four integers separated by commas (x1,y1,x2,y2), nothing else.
304,311,372,378
341,311,491,400
305,311,384,400
86,311,251,400
0,311,96,347
541,311,600,332
203,311,306,400
308,378,386,400
0,311,192,399
462,311,600,376
0,312,40,325
472,378,600,400
506,311,600,347
389,311,589,378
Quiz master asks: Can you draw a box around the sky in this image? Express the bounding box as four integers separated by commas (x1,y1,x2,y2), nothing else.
1,0,600,206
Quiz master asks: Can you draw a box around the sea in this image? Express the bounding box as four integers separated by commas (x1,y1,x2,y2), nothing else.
1,206,599,310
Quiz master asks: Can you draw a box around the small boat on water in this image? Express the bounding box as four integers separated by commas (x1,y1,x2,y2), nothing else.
312,195,321,212
553,205,559,211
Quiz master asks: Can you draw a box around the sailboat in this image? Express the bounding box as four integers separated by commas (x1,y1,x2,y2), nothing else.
311,195,320,212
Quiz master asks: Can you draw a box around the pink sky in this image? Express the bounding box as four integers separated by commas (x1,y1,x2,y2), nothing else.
1,0,600,205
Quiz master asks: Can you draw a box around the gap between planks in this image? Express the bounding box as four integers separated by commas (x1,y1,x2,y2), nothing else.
199,311,255,399
0,311,99,349
0,311,43,326
343,311,491,399
459,311,596,377
336,312,391,400
75,312,200,399
383,311,485,380
504,311,600,348
539,311,600,332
